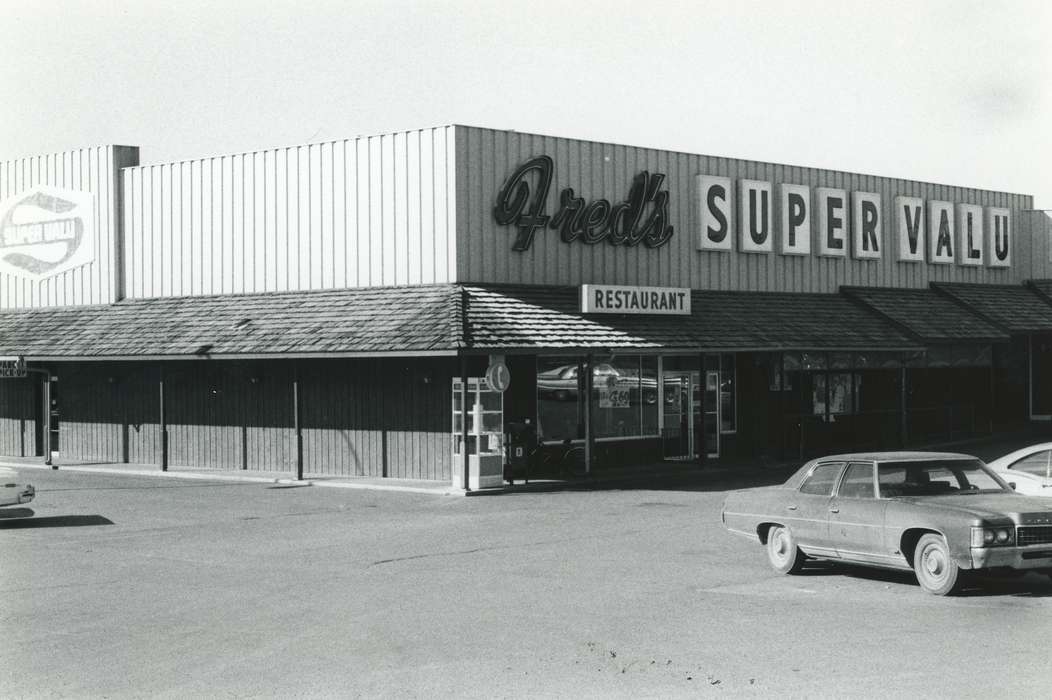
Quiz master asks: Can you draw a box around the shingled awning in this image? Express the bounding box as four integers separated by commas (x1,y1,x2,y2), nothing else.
842,286,1009,343
0,283,924,360
0,285,464,359
932,283,1052,334
464,285,922,352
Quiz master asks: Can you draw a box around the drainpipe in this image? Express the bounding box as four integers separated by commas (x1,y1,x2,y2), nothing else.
158,365,168,471
293,363,303,481
25,368,52,467
460,355,470,492
900,360,908,448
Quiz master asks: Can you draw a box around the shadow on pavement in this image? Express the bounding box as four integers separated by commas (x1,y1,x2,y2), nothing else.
0,514,114,529
794,559,1052,597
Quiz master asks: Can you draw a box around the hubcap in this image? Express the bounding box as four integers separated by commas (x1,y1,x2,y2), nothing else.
924,548,944,578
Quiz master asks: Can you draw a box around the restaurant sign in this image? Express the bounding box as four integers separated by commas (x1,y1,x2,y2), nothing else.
0,356,27,378
0,185,96,280
581,284,691,315
494,155,673,252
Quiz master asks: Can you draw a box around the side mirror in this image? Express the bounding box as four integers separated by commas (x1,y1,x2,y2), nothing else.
1008,482,1017,491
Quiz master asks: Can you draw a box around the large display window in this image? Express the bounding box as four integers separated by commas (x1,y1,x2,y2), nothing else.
536,355,659,442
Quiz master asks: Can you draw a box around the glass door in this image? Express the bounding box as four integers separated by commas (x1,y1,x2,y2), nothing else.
662,371,701,460
703,370,720,459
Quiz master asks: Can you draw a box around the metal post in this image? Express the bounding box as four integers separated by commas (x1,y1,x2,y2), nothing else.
584,354,593,476
900,362,908,448
460,356,470,492
159,366,168,471
293,366,303,481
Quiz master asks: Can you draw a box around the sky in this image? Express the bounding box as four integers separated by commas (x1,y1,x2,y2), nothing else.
1,0,1049,208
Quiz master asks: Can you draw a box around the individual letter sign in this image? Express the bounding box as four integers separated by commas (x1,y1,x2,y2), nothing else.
895,196,925,263
816,188,847,257
928,201,955,264
739,180,772,253
956,204,984,266
851,191,882,260
780,184,810,255
986,207,1011,268
697,175,732,251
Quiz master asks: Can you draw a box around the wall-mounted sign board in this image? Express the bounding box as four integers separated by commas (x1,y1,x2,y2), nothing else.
581,284,691,315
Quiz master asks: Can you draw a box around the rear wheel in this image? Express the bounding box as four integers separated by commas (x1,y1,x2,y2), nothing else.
914,534,962,596
766,525,805,574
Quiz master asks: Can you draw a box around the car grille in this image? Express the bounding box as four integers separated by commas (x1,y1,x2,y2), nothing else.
1017,526,1052,547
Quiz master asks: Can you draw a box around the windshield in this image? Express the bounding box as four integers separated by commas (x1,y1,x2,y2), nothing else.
877,459,1009,497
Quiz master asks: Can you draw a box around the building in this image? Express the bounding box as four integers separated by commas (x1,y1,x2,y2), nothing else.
1,126,1051,489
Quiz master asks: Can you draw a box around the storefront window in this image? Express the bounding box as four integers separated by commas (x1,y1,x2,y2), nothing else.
536,355,660,442
592,355,658,439
536,356,582,442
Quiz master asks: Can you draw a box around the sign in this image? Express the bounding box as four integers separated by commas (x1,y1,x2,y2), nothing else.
697,176,1012,269
581,284,691,315
0,185,95,280
493,155,673,252
485,361,511,392
598,386,630,408
0,356,27,378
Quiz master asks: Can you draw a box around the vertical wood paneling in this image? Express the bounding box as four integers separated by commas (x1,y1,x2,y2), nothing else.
122,128,455,298
0,377,36,457
1,146,137,309
455,126,1039,291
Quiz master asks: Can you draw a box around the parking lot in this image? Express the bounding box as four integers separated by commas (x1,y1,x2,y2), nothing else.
2,467,1051,699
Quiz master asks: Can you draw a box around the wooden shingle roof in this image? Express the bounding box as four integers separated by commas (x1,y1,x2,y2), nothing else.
0,285,464,358
842,286,1009,343
933,283,1052,334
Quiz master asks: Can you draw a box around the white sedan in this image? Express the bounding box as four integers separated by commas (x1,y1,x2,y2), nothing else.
986,443,1052,497
0,466,35,507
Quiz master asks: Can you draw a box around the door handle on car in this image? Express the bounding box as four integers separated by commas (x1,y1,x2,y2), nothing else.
786,505,797,511
829,507,840,514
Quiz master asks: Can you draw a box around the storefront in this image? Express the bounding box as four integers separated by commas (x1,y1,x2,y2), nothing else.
1,127,1051,488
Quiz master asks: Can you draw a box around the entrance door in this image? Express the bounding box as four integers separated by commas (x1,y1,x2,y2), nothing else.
703,370,720,459
662,371,701,460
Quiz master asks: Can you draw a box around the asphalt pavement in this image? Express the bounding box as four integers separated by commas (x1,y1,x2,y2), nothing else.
2,466,1050,699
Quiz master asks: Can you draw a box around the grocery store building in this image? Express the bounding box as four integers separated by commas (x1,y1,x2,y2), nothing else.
1,126,1051,489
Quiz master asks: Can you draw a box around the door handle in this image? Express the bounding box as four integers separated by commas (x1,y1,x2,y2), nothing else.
829,507,840,514
786,505,797,511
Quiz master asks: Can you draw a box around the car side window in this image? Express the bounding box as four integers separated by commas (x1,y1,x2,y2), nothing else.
799,462,844,496
838,462,875,499
1009,450,1052,477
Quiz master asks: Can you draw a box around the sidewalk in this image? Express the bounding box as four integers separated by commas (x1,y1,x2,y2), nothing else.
3,429,1046,496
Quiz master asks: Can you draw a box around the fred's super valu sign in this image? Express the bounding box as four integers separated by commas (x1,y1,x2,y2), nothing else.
696,176,1011,268
0,185,96,280
581,284,691,315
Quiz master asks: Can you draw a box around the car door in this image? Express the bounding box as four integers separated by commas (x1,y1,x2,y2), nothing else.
785,461,845,558
829,461,892,565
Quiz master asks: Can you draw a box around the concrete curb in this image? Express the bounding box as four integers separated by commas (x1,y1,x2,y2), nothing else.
1,461,456,496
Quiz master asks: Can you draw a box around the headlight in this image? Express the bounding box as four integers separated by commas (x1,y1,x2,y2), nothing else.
971,526,1015,547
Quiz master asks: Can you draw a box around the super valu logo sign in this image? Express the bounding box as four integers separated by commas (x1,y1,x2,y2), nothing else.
0,185,95,280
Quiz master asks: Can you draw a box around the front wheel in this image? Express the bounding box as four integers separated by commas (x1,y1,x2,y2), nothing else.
914,534,962,596
766,525,805,574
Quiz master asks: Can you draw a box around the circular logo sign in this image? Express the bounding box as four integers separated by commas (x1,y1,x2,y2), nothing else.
485,362,511,392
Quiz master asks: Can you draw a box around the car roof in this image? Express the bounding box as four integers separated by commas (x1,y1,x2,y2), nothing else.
809,451,977,463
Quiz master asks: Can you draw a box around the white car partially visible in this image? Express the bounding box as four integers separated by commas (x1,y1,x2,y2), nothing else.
0,466,35,507
986,443,1052,497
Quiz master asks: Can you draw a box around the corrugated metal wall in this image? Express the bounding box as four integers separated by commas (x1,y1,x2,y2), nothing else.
0,377,36,457
0,146,138,309
456,126,1041,291
122,127,457,298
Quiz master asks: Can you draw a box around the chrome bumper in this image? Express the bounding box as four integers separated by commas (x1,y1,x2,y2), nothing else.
971,545,1052,570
